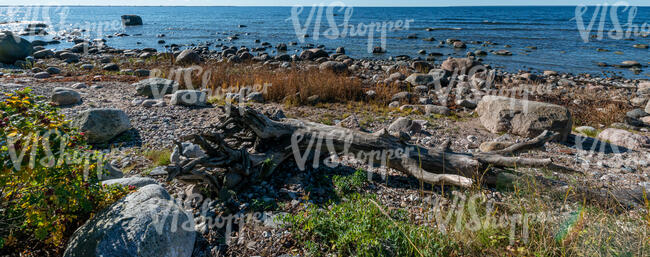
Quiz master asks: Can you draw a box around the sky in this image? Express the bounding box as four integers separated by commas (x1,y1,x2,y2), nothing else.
3,0,649,6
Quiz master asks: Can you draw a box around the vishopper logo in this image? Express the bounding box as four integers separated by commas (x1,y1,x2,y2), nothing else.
430,191,572,245
4,128,109,180
571,133,650,169
288,1,414,53
152,192,276,245
289,126,420,181
1,5,123,53
574,1,650,42
148,66,272,116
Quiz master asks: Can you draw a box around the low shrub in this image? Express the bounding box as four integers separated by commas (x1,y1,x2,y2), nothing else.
0,88,129,254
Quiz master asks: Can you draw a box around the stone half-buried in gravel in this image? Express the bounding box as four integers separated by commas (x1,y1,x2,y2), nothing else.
73,108,131,144
476,95,572,142
132,78,179,98
597,128,650,150
170,90,207,106
63,184,195,257
51,87,81,106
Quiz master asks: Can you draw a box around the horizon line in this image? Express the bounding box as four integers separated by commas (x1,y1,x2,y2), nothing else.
2,4,650,7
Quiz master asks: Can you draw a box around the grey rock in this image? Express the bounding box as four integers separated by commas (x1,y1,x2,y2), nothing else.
133,78,178,98
388,117,421,135
319,61,347,74
33,49,54,59
405,73,434,86
441,57,480,75
246,92,264,103
336,114,362,130
456,99,477,109
73,108,131,143
627,109,648,119
175,49,200,65
476,95,572,141
598,128,650,150
170,90,207,106
575,126,597,136
299,48,328,60
134,69,150,77
102,63,119,71
141,99,160,107
425,105,451,115
0,31,31,64
391,91,412,102
46,66,61,74
646,100,650,114
33,71,50,79
81,64,94,70
51,87,81,105
101,177,157,188
148,166,168,176
63,184,195,257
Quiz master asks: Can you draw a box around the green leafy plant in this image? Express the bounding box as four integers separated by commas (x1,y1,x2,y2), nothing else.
284,193,455,257
332,169,368,195
0,88,130,252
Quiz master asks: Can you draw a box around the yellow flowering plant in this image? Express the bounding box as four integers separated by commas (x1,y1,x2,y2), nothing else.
0,88,130,252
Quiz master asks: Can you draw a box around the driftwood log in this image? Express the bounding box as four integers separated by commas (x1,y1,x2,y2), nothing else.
165,105,574,190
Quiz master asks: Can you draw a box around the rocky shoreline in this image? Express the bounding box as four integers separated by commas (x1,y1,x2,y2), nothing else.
1,29,650,256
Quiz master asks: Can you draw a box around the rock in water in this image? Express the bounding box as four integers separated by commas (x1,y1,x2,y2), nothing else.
63,184,195,257
51,87,81,106
121,15,143,26
133,78,178,98
74,108,131,143
0,32,32,64
299,48,328,60
171,90,207,106
597,128,650,150
476,95,572,141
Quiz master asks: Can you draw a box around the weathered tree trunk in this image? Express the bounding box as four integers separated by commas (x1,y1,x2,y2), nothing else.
166,106,571,189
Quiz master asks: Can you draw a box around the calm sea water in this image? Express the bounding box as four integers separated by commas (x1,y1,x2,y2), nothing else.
1,6,649,78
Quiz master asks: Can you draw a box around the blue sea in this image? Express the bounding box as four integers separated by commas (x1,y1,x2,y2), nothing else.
1,6,649,78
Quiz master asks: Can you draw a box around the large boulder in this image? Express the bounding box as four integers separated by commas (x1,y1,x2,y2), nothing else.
299,48,328,60
319,61,347,74
476,96,572,141
175,49,200,65
74,108,131,144
63,184,195,257
51,87,81,106
0,31,32,64
441,57,480,75
33,49,54,59
133,78,178,98
170,90,207,106
405,73,434,86
121,15,143,26
597,128,650,150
